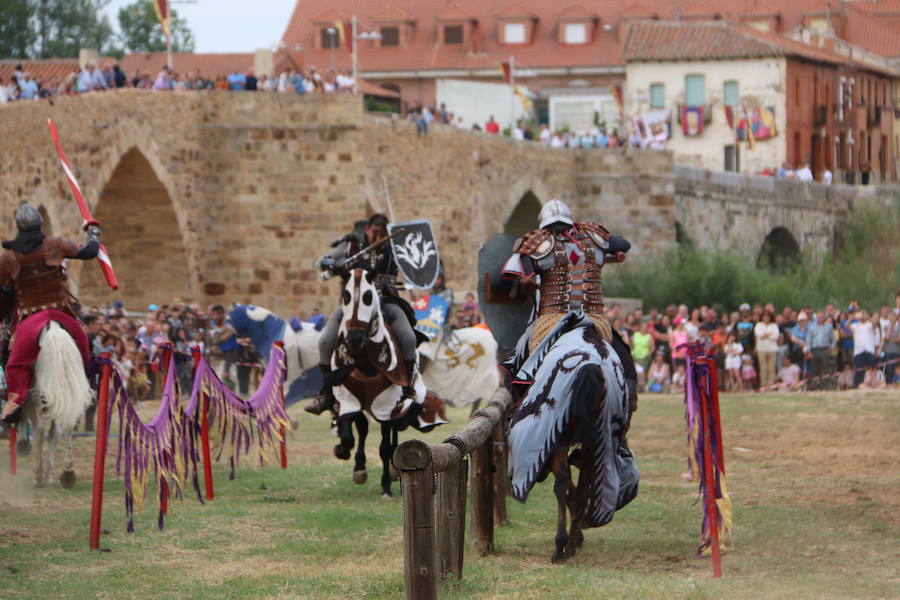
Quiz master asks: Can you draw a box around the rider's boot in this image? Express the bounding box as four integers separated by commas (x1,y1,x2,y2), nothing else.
305,364,337,415
401,359,418,402
620,378,638,453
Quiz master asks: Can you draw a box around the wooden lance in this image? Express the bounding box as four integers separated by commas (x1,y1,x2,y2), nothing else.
47,120,120,290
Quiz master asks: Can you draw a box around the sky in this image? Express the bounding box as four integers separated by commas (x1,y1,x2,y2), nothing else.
103,0,297,53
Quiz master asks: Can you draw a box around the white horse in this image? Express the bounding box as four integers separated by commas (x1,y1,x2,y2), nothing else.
18,321,93,487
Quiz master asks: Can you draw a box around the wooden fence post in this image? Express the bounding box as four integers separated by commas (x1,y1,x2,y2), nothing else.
470,441,494,555
436,457,468,580
491,422,509,526
395,440,438,600
89,352,112,550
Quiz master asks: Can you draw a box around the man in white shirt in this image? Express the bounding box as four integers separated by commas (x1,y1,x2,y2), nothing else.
512,122,525,140
850,309,879,387
539,124,551,144
796,162,814,182
822,168,833,184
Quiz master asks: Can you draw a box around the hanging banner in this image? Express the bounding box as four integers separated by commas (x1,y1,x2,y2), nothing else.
153,0,170,37
736,106,776,142
682,106,704,136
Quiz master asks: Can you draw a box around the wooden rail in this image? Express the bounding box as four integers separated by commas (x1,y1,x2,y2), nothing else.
392,386,513,600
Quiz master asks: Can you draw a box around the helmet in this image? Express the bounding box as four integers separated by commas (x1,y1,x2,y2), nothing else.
538,199,573,229
15,203,43,232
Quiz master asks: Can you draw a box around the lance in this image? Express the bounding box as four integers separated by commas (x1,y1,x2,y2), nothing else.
320,228,406,281
47,120,120,290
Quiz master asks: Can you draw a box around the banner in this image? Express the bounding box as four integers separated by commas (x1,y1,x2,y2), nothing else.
153,0,170,37
634,109,670,149
682,106,704,136
736,106,776,143
412,293,451,341
499,62,512,85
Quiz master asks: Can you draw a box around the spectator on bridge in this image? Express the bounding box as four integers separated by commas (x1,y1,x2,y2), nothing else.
245,68,258,91
78,62,108,92
17,72,39,99
796,162,813,182
595,129,609,148
152,66,172,91
859,162,871,185
227,69,247,91
485,115,500,135
822,168,833,184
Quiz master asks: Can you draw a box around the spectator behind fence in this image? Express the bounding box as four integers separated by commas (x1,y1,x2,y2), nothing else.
754,310,779,387
807,310,835,389
646,351,671,393
850,310,879,387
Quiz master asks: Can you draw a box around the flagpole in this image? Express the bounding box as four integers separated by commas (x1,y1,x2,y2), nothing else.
352,15,358,94
167,32,173,70
509,55,515,132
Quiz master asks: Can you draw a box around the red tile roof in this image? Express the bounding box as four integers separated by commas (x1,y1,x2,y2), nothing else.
622,19,899,74
496,2,539,19
278,0,900,76
119,52,254,77
619,3,659,19
437,3,478,21
373,5,417,22
0,58,114,85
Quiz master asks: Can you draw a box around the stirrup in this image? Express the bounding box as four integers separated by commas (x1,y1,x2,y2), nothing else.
305,392,335,415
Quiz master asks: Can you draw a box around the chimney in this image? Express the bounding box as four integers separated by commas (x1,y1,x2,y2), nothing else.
254,48,274,77
79,48,100,69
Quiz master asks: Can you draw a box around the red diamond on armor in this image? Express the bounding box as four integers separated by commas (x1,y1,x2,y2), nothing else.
569,250,579,264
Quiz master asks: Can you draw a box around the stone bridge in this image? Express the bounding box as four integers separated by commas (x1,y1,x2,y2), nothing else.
1,91,891,314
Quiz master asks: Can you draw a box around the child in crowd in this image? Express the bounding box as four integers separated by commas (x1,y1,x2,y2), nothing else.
671,363,686,393
741,353,757,392
860,366,886,389
836,364,854,390
723,333,743,392
126,349,151,404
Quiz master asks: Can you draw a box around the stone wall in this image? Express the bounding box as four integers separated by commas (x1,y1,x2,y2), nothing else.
2,91,891,317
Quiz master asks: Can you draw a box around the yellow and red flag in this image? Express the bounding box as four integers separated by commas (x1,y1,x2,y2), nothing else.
153,0,171,37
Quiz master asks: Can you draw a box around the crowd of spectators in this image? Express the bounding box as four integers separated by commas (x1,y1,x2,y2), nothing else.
611,293,900,395
0,60,358,104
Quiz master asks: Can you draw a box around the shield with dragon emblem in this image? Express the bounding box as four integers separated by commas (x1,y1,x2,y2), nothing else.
387,220,440,290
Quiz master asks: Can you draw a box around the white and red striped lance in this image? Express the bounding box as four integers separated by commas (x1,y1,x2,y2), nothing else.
47,119,119,290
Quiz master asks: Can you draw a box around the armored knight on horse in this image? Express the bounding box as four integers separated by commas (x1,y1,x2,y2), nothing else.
485,199,640,563
0,203,99,486
306,213,422,415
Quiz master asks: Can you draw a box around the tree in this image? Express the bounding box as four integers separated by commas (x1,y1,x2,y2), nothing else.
117,0,195,54
36,0,117,58
0,0,36,59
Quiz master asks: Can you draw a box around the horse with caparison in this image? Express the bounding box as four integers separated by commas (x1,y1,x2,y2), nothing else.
330,268,446,497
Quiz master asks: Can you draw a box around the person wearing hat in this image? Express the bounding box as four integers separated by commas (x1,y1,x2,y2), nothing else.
735,303,755,354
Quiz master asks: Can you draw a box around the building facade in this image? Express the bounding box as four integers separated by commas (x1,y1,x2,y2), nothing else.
624,20,897,182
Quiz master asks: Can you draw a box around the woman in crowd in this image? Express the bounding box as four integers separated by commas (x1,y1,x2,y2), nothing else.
631,321,655,370
646,351,671,393
754,310,779,387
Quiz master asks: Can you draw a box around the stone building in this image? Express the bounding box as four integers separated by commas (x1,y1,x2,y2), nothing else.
623,20,898,182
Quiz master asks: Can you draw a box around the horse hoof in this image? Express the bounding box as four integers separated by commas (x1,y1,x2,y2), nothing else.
352,469,368,485
334,444,351,460
550,552,567,565
16,438,32,457
33,479,47,489
389,465,399,482
60,469,76,489
380,492,394,500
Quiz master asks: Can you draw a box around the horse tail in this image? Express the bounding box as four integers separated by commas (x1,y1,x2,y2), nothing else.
35,321,92,432
571,364,603,445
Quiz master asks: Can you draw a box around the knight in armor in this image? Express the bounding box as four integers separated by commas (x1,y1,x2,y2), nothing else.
496,199,639,411
0,203,99,422
305,213,420,415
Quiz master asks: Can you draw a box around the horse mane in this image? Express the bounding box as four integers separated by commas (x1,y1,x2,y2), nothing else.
33,321,92,431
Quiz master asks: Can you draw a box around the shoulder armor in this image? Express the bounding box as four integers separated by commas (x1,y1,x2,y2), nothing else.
42,237,79,266
578,222,610,249
517,229,554,259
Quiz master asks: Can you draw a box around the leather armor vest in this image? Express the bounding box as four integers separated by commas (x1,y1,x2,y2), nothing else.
516,223,610,318
0,238,79,319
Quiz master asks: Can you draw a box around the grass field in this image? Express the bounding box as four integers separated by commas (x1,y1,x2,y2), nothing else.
1,389,898,600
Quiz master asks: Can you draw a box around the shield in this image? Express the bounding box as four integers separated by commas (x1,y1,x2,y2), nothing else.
413,293,451,361
478,233,534,352
388,220,440,290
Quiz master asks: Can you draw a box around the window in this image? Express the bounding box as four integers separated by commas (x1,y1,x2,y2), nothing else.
444,24,464,45
380,26,400,47
321,28,339,48
807,17,828,33
745,19,770,32
685,74,705,106
504,22,526,44
649,83,665,108
563,23,587,44
723,80,739,106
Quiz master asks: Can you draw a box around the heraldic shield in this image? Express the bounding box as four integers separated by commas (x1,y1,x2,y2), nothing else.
477,233,534,353
387,220,440,290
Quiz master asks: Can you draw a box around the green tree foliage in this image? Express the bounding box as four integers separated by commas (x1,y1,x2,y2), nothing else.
0,0,35,59
36,0,116,58
0,0,116,59
117,0,195,54
605,198,900,312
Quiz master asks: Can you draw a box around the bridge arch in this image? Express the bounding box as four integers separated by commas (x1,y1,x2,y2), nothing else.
757,226,801,272
504,190,542,235
75,147,195,311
